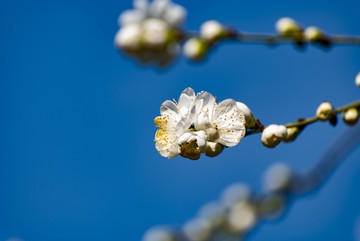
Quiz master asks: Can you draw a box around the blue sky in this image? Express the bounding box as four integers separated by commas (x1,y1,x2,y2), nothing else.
0,0,360,240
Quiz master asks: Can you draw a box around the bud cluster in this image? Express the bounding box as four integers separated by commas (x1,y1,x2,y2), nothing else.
142,163,295,241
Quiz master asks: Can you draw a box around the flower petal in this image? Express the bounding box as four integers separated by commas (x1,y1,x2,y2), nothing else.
163,4,187,28
148,0,169,18
118,10,146,26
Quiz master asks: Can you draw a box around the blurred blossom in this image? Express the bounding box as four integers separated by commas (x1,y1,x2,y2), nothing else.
197,202,227,228
183,218,212,241
227,201,257,232
115,0,187,67
263,162,292,192
154,88,248,159
221,183,251,208
258,193,286,219
142,226,178,241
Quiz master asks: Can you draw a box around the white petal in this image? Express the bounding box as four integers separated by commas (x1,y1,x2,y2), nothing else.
148,0,169,18
118,10,145,26
133,0,149,11
114,24,142,51
195,111,212,130
195,91,216,121
214,99,245,147
178,87,195,114
163,4,187,28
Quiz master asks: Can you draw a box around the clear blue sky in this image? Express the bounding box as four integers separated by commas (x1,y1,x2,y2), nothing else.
0,0,360,240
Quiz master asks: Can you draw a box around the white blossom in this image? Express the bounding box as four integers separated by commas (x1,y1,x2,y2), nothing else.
200,20,226,42
155,88,249,159
261,124,287,148
194,91,246,147
115,0,187,67
154,88,196,159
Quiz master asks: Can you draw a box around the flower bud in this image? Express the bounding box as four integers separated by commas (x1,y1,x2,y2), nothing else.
275,17,301,37
261,124,287,148
283,127,300,143
316,101,335,121
204,142,224,157
183,38,208,60
356,72,360,87
114,24,142,52
342,108,359,126
236,102,256,129
304,26,324,42
200,20,226,42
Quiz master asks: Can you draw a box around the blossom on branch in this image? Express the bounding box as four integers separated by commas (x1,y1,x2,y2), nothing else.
154,88,250,160
115,0,187,67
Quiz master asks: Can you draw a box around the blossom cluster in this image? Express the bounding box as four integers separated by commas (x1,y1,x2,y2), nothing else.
142,162,293,241
114,0,187,67
154,88,255,160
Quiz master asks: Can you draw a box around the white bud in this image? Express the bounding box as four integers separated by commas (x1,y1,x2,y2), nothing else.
142,18,170,49
204,141,223,157
343,108,359,126
236,102,256,129
227,202,257,232
200,20,225,42
283,127,300,143
275,17,301,37
261,124,287,148
263,162,292,192
183,38,208,60
142,227,177,241
356,72,360,87
114,24,142,52
316,101,335,121
304,26,324,42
